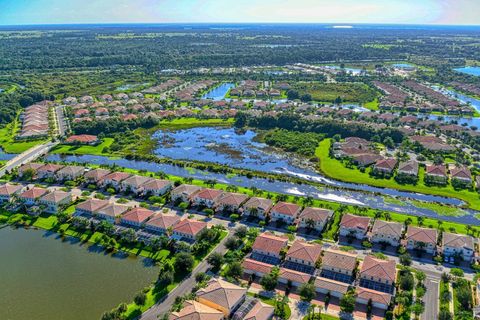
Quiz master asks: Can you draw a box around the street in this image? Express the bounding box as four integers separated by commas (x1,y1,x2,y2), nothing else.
138,233,231,320
55,105,67,137
422,274,440,320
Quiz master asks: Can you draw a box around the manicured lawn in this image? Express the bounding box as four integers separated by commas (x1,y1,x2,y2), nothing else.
0,117,47,154
363,98,379,110
51,138,115,156
303,314,339,320
316,139,480,211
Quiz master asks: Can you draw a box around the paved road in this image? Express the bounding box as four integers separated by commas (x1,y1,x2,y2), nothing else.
139,233,231,320
422,274,440,320
55,105,67,137
0,141,58,177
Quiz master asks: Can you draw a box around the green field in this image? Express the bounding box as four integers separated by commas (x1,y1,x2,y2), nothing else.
51,138,115,156
0,117,47,153
295,82,378,103
316,139,480,211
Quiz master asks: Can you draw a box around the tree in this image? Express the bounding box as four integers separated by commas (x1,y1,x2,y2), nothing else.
339,293,356,313
399,253,412,266
225,236,240,250
157,270,174,286
207,252,224,272
260,272,278,291
415,271,426,285
224,262,243,280
287,89,299,100
299,282,316,302
438,309,453,320
234,226,248,239
174,252,195,274
455,282,472,310
450,268,464,278
134,291,147,305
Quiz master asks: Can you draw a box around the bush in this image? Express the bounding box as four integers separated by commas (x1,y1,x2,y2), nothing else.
134,291,147,306
174,252,195,274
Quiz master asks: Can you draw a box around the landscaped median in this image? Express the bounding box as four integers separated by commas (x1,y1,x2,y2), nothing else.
316,139,480,211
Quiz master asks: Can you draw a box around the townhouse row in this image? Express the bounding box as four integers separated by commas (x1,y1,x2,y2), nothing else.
242,232,396,310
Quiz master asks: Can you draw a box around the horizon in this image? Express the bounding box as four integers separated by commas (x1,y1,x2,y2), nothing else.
1,0,480,26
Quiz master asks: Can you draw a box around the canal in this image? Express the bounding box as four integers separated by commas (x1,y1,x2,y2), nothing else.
0,226,157,320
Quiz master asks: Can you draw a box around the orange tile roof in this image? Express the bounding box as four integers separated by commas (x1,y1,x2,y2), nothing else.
122,207,155,224
19,187,47,199
286,240,322,264
360,256,396,283
298,207,333,222
252,232,288,255
242,258,274,274
271,202,301,217
146,213,181,229
321,249,357,271
195,188,223,201
76,199,109,212
65,134,98,143
406,226,437,244
0,183,22,196
196,278,247,312
340,214,371,230
356,287,392,305
173,219,207,236
169,300,223,320
244,300,274,320
278,267,311,283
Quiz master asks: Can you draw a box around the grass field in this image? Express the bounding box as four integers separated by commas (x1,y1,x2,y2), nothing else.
0,118,47,153
295,82,378,103
316,139,480,211
51,138,115,156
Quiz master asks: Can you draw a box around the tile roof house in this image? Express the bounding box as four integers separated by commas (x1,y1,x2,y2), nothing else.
18,187,48,206
352,153,383,167
314,277,350,298
425,164,447,183
251,232,289,260
405,226,438,254
39,190,72,214
450,166,472,184
65,134,99,145
56,165,85,181
75,199,109,216
196,278,247,316
442,232,475,262
169,300,223,320
172,219,208,241
96,203,130,224
215,192,249,213
278,267,312,287
320,248,357,281
18,163,43,178
242,197,273,220
374,158,397,175
242,258,274,278
120,175,153,194
339,214,371,240
356,287,392,310
37,163,64,179
141,179,172,197
193,188,223,208
145,213,181,234
297,207,333,232
241,300,274,320
359,256,396,294
398,160,419,177
270,202,301,224
285,240,322,268
0,183,23,203
120,207,155,228
99,172,132,189
171,184,203,203
370,220,404,247
84,168,111,184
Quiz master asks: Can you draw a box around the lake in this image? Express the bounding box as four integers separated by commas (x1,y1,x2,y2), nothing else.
454,66,480,77
0,148,16,161
0,226,158,320
201,83,235,100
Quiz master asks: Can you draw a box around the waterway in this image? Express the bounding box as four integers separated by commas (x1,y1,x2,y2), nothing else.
0,147,15,161
201,83,235,100
454,66,480,77
0,226,157,320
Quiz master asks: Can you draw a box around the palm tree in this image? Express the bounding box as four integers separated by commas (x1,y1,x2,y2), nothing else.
417,216,424,227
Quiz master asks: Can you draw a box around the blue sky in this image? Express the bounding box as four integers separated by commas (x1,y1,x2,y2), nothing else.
1,0,479,26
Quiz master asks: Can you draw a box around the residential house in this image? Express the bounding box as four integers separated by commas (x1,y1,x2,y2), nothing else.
359,256,396,294
405,226,438,254
169,300,223,320
278,267,311,288
99,172,132,189
450,166,472,186
17,163,43,178
339,214,371,240
270,202,301,224
144,213,181,234
96,203,130,224
215,192,249,213
370,220,404,247
84,168,111,184
314,277,350,298
121,207,155,228
196,278,247,316
425,164,447,184
242,258,274,278
37,163,64,179
0,183,23,203
251,232,289,262
75,198,109,217
356,287,392,310
172,219,207,241
238,300,274,320
397,160,419,177
442,232,475,262
242,197,273,220
170,184,202,203
373,158,397,175
39,190,72,214
285,240,322,272
56,165,85,181
142,179,172,197
297,207,333,232
65,134,99,145
18,187,48,206
193,188,223,208
120,175,153,194
320,248,357,283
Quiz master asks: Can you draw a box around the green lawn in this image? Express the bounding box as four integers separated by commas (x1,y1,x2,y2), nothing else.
303,314,340,320
316,139,480,211
363,98,379,110
0,119,47,154
51,138,115,156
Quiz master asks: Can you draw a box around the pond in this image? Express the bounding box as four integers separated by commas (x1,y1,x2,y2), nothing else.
0,147,16,161
324,65,362,75
454,66,480,77
0,226,158,320
392,63,415,69
46,125,480,226
201,83,235,100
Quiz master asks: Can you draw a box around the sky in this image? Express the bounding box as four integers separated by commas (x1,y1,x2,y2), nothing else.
1,0,479,26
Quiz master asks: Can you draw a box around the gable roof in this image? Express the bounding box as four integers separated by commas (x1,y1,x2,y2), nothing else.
196,278,247,311
271,202,301,217
172,184,203,196
406,226,437,244
371,220,403,237
360,256,396,283
169,300,223,320
173,219,207,236
340,214,371,230
321,249,357,271
101,172,132,183
252,232,288,255
286,240,322,264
